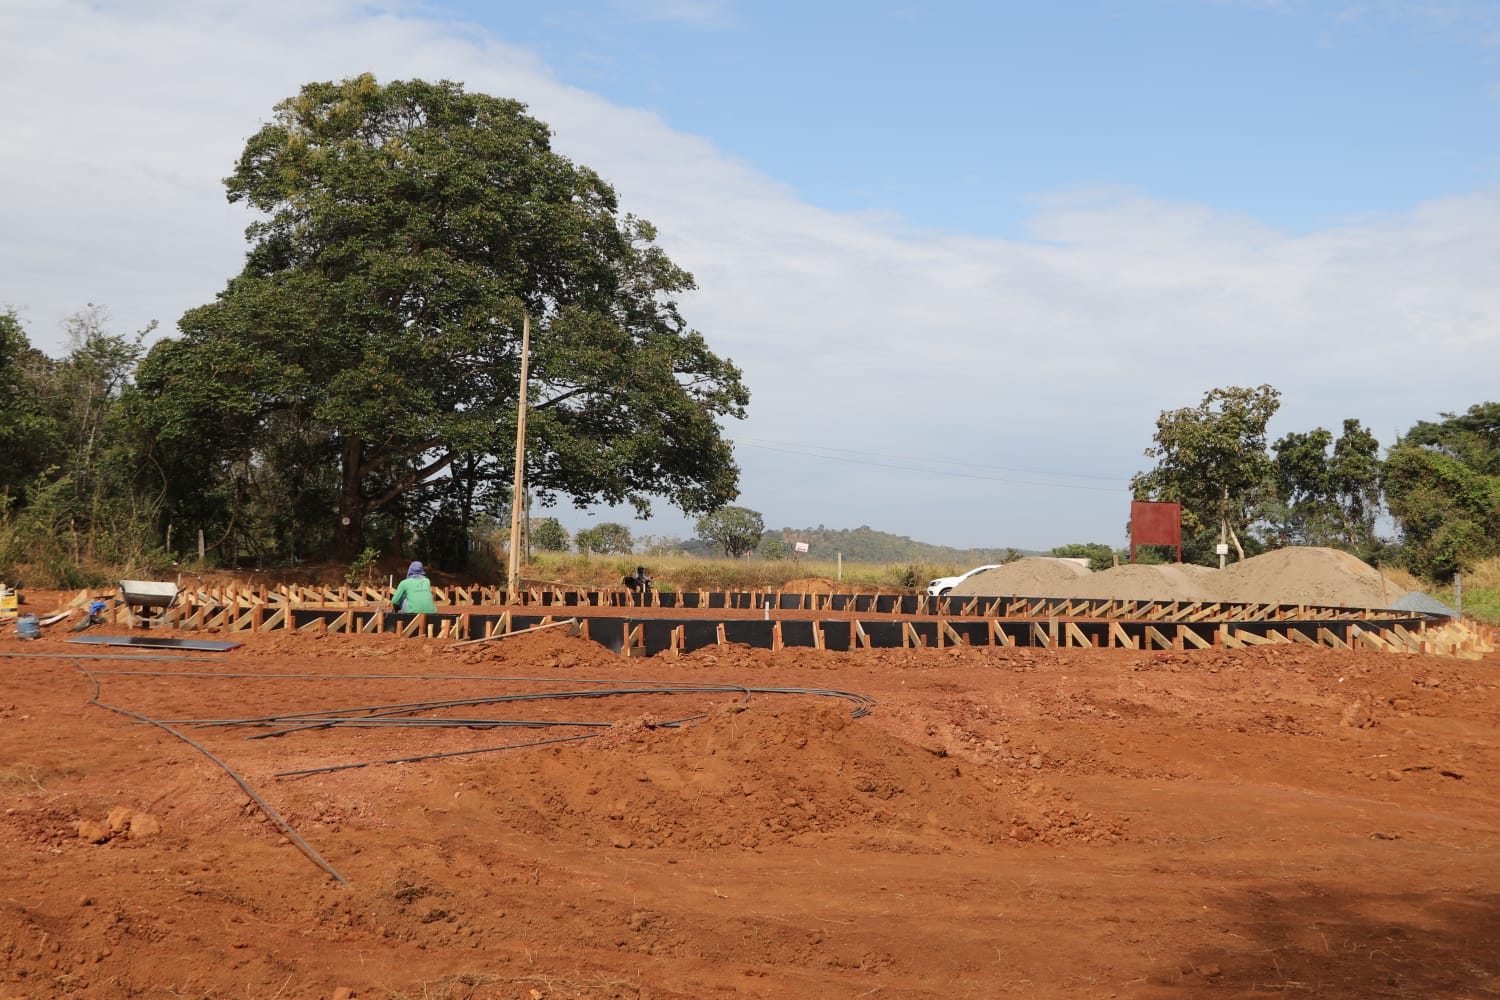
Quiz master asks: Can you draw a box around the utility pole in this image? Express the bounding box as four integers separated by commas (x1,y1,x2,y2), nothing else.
506,312,531,605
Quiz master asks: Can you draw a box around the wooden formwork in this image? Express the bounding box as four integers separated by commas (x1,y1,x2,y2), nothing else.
69,585,1494,659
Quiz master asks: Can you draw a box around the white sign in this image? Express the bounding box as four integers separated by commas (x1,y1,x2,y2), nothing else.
1215,543,1229,555
794,541,809,553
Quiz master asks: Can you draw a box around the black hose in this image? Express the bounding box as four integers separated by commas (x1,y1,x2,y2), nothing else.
70,659,350,887
275,712,711,778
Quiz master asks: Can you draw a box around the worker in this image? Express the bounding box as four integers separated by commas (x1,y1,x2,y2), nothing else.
391,561,438,614
623,565,652,596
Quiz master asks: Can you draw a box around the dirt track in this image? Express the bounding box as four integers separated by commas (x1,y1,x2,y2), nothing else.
2,601,1499,999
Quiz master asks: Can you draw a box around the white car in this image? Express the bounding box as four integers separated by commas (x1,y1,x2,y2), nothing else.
926,564,1003,597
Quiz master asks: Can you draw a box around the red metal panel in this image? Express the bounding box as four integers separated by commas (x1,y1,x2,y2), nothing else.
1130,501,1182,563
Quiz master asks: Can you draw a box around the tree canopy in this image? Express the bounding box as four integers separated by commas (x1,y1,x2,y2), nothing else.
576,522,633,555
1267,418,1382,552
530,517,570,553
1130,385,1280,561
695,505,765,558
133,75,748,562
1384,402,1500,578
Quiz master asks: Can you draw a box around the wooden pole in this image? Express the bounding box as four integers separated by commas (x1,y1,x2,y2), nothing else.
507,311,531,605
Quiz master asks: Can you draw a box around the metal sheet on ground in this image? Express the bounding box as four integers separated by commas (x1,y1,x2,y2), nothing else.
66,635,244,652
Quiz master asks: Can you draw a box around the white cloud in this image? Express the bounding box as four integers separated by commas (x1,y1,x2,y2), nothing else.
3,0,1498,547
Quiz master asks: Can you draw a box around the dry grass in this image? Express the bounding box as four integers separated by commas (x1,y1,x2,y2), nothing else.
0,764,59,793
380,970,640,999
526,552,932,594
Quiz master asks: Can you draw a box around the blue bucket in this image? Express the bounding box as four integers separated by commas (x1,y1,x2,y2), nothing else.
16,613,40,640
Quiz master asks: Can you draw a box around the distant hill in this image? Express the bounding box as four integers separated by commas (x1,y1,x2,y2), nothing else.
759,524,1040,565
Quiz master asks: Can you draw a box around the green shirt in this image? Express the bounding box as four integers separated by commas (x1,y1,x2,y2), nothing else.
391,576,437,614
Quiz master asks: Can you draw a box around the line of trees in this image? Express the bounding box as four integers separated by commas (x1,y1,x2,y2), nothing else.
1,76,749,584
1130,384,1500,579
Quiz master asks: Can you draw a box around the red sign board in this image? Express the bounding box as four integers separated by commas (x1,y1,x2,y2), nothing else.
1130,501,1182,563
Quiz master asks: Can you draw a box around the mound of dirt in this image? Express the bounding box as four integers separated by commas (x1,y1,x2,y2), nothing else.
949,547,1403,609
1208,546,1400,608
472,700,1124,853
951,557,1092,597
780,577,838,594
1066,562,1217,602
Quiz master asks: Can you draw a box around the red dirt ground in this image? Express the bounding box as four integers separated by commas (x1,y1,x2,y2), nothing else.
2,595,1499,999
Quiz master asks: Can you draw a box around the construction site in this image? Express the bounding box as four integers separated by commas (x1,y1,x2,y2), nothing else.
1,546,1498,999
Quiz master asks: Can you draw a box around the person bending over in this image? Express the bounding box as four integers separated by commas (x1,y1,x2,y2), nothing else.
623,565,652,594
392,561,438,613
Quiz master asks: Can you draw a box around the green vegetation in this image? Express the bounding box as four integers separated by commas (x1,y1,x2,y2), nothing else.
695,505,764,558
1383,402,1500,579
749,524,1029,566
1130,384,1281,562
530,517,569,553
575,522,633,555
131,75,746,565
1051,542,1121,572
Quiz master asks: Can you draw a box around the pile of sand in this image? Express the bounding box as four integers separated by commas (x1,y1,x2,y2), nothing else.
950,557,1091,598
1208,546,1398,608
947,547,1403,610
1067,562,1218,602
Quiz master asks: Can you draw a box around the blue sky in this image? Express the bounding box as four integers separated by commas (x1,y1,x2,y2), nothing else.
444,0,1500,232
3,0,1499,553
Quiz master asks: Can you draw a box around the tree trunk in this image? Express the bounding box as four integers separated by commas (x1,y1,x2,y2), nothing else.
1226,519,1246,562
332,436,367,561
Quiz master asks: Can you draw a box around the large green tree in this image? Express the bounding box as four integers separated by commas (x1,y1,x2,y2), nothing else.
0,309,64,505
576,521,633,555
696,505,765,558
135,76,748,561
530,517,570,553
2,306,164,577
1384,402,1500,579
1267,418,1382,552
1130,385,1281,561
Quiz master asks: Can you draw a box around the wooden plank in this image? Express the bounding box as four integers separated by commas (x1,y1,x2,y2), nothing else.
1108,622,1133,649
260,606,288,632
1317,627,1349,650
1064,622,1090,648
902,622,922,649
1144,626,1172,650
1178,625,1210,650
983,620,1008,647
941,620,964,647
1031,622,1054,648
